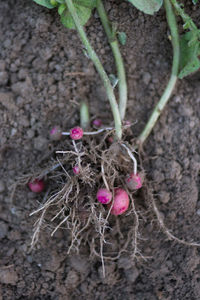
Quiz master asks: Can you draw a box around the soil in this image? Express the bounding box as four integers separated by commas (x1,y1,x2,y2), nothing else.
0,0,200,299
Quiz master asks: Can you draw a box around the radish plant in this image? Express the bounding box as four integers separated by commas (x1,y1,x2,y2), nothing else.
28,0,200,269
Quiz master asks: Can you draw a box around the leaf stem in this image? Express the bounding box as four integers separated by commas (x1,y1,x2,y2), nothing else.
65,0,122,140
96,0,127,120
80,100,90,130
137,0,180,145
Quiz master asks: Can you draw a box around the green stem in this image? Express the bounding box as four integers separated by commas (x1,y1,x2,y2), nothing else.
96,0,127,120
80,100,90,130
65,0,122,140
137,0,180,145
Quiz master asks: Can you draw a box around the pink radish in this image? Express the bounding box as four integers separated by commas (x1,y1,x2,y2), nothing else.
110,188,129,215
125,173,143,190
70,127,83,140
50,126,62,141
28,179,45,193
96,188,112,204
107,136,114,143
124,120,131,126
92,119,102,128
73,165,80,175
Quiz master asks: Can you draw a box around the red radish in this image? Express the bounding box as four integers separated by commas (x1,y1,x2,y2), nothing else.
96,188,112,204
107,136,114,143
28,179,45,193
125,173,143,190
73,165,80,175
70,127,83,140
92,119,102,128
124,120,131,126
110,188,129,215
50,126,62,141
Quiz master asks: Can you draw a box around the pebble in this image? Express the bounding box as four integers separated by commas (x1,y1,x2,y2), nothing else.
124,267,140,283
0,180,5,193
196,209,200,216
27,129,35,139
0,71,8,85
34,136,47,151
18,69,27,80
0,221,8,239
12,81,32,98
8,230,21,241
142,72,151,85
64,269,79,288
0,92,17,111
0,60,6,71
19,115,29,127
11,128,17,136
159,191,170,204
69,255,90,276
118,256,133,270
0,267,18,285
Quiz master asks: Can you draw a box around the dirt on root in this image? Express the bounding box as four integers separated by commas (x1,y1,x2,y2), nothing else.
1,0,200,299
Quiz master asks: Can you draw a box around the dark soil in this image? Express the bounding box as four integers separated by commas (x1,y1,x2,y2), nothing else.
1,0,200,299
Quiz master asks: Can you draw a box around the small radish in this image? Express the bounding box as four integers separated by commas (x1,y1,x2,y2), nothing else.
28,179,45,193
110,188,129,215
107,136,114,143
50,126,62,141
92,119,102,128
73,165,80,175
96,188,112,204
124,120,131,126
125,173,143,190
70,126,83,140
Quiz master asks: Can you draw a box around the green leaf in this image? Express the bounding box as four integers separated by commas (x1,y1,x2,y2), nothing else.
117,32,127,46
128,0,163,15
179,31,200,78
74,0,96,9
109,74,119,88
33,0,55,9
61,3,92,29
50,0,58,6
58,3,66,15
192,0,198,4
57,0,65,3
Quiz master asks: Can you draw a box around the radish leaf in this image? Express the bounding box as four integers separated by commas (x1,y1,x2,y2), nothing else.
33,0,55,9
128,0,163,15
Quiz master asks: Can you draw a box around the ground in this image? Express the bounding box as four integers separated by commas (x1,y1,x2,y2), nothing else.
0,0,200,299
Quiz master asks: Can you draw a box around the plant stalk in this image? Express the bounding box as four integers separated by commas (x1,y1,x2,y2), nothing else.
80,100,90,130
65,0,122,140
137,0,180,145
96,0,127,120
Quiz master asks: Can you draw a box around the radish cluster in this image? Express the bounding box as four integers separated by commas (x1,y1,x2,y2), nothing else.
96,174,143,216
44,125,143,217
96,187,129,216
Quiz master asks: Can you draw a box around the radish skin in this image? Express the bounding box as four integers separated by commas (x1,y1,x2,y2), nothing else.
125,173,143,190
97,188,112,204
92,119,102,128
28,179,45,193
110,188,129,215
50,126,62,141
70,127,84,140
73,165,80,175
